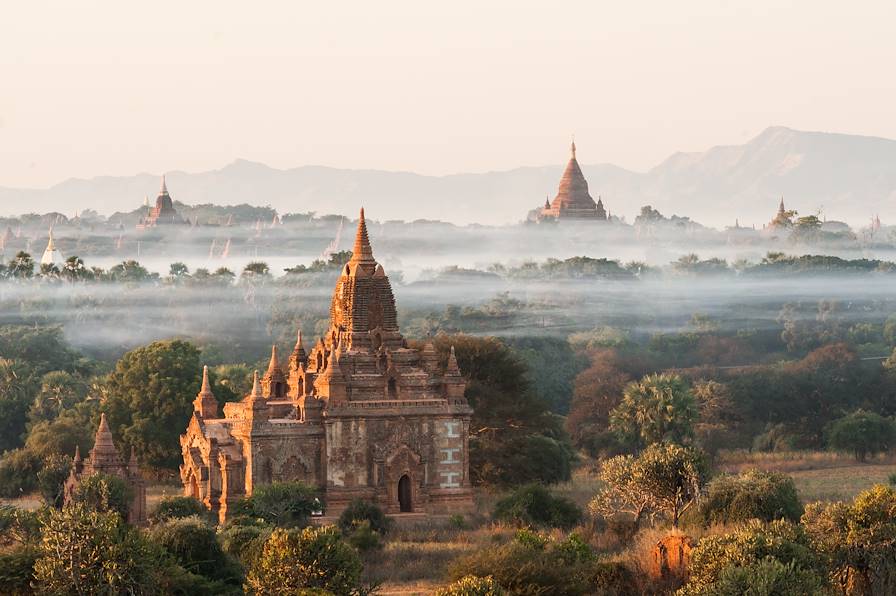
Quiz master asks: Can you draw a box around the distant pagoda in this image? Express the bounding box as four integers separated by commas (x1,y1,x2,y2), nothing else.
137,175,188,230
537,141,607,221
40,229,64,267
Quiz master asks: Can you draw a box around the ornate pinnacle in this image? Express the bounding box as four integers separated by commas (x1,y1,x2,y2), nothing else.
200,365,212,394
350,208,376,265
446,345,461,376
571,138,576,159
250,370,262,399
267,345,280,373
73,444,81,463
160,174,168,195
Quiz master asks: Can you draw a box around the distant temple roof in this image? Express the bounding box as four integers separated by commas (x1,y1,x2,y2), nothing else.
538,141,607,221
40,229,64,267
137,175,188,229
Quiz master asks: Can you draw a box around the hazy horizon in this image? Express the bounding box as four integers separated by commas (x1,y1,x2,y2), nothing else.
3,1,896,189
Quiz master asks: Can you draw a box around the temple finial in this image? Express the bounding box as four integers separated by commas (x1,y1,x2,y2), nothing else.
201,365,211,393
295,329,304,350
160,175,168,195
250,370,261,397
571,136,576,159
447,345,461,376
350,207,375,265
267,345,280,372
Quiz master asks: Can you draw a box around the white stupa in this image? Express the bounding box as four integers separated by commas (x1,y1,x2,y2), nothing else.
40,229,65,267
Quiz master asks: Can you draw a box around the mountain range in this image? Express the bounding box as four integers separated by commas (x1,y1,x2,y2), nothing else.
1,126,894,228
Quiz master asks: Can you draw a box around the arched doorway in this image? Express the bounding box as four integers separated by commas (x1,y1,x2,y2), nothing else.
398,474,412,512
189,474,200,499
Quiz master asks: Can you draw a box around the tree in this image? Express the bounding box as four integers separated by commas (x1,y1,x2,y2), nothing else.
28,370,89,424
241,262,271,282
168,262,190,279
609,373,697,449
678,520,823,596
492,484,581,530
7,252,34,278
149,496,206,524
71,473,132,519
235,481,318,528
693,470,802,526
107,260,152,283
33,504,160,595
589,443,707,529
244,526,364,595
802,485,896,595
826,410,896,462
148,516,242,587
104,340,202,469
61,256,92,282
425,335,575,486
338,499,391,536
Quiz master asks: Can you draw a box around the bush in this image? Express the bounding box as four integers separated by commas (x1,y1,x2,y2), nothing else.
337,499,391,536
449,530,635,596
234,481,318,528
678,520,822,595
36,454,71,509
244,526,364,595
492,484,582,529
802,484,896,594
33,503,161,595
435,575,505,596
826,410,896,461
217,518,272,565
0,547,38,595
692,470,802,526
150,496,207,524
684,557,828,596
0,449,41,497
71,472,132,519
345,519,382,552
0,505,42,547
148,516,243,586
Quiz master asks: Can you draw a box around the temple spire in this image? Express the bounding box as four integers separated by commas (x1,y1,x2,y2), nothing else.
193,364,219,418
570,137,576,159
248,370,262,401
350,208,376,265
446,346,461,376
267,345,280,374
160,175,169,195
90,413,120,461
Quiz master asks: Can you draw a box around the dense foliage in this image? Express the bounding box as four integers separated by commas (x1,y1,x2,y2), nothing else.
492,484,582,530
692,470,803,526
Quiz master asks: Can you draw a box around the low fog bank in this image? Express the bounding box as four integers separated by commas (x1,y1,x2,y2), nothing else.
1,272,894,363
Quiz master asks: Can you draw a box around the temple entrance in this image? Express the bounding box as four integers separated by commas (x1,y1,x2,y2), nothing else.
398,475,412,512
189,475,199,499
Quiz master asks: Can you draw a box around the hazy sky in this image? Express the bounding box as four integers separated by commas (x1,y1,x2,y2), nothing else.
2,0,895,188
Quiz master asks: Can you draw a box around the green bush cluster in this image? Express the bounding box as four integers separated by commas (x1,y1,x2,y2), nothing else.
492,484,582,529
691,470,803,526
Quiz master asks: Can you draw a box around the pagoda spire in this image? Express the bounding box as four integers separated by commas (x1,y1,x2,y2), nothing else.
193,365,218,418
778,196,785,213
267,345,280,374
570,138,577,159
446,346,461,376
90,412,122,466
349,208,376,266
160,175,169,195
293,329,307,363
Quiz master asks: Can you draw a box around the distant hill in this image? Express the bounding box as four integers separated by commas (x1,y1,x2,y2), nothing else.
1,127,894,227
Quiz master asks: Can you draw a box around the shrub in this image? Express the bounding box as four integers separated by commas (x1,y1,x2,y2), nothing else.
684,557,828,596
337,499,391,536
234,481,317,528
71,472,132,519
0,505,42,547
244,526,364,595
449,530,634,596
0,547,38,596
692,470,802,526
33,503,161,595
826,410,896,461
435,575,505,596
802,484,896,594
150,496,206,524
492,484,581,529
678,520,822,595
148,516,243,586
0,449,41,497
36,454,71,509
345,520,382,552
217,519,272,565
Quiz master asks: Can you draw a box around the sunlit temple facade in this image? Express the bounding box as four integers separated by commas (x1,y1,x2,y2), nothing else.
180,210,474,522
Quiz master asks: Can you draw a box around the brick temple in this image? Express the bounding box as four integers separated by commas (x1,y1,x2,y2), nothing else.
180,209,474,522
136,176,187,229
536,141,608,221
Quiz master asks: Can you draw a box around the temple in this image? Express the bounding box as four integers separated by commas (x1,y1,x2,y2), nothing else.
136,176,187,229
180,209,474,522
40,229,64,267
536,141,608,221
64,413,147,525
